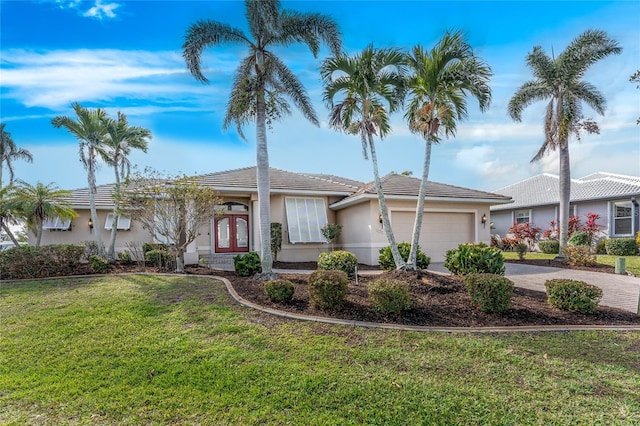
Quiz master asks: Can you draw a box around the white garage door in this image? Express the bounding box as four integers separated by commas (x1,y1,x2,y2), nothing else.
391,211,475,262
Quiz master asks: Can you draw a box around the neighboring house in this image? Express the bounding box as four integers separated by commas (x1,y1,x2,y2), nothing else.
31,166,511,264
491,172,640,240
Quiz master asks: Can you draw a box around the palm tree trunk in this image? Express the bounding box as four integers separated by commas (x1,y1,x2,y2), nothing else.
407,137,433,270
1,221,20,246
35,222,43,247
368,134,405,269
557,142,571,259
256,93,275,279
107,170,121,261
87,147,105,257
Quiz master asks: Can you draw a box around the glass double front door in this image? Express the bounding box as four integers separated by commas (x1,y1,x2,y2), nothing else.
215,215,249,253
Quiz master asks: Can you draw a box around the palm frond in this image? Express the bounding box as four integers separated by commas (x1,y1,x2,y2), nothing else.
270,54,319,126
508,81,552,121
277,11,342,56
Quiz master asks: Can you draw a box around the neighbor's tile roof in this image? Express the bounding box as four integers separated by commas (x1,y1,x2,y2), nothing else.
491,172,640,211
337,173,511,203
67,183,117,209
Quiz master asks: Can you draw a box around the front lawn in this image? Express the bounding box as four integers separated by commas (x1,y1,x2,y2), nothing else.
502,251,640,275
1,275,639,424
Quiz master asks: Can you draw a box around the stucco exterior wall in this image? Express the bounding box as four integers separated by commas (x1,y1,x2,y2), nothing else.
336,200,379,265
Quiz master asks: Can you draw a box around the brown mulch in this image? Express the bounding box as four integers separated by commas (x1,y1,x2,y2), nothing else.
504,258,617,274
203,267,640,328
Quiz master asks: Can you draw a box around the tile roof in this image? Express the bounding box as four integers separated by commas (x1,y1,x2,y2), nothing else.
194,166,362,194
64,167,511,208
491,172,640,211
331,173,511,209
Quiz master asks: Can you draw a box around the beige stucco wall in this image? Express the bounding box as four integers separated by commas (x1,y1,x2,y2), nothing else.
32,209,153,256
336,199,492,265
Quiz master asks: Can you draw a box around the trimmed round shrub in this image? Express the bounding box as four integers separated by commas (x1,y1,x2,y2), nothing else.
464,273,513,314
545,279,602,314
318,250,358,278
145,249,173,269
378,242,430,271
368,279,410,314
264,279,295,303
89,255,110,273
233,252,262,277
605,238,638,256
568,230,590,246
444,243,505,276
117,250,132,264
564,245,596,267
538,239,559,254
307,270,348,309
595,238,607,255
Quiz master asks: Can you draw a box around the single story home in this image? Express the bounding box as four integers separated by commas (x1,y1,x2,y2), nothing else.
32,166,511,265
491,172,640,240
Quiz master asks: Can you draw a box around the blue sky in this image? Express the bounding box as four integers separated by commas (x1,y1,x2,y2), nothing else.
1,0,639,192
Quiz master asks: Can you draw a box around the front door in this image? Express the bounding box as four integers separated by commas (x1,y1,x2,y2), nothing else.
215,215,249,253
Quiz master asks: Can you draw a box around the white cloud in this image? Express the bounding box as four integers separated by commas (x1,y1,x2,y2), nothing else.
83,0,119,20
1,48,237,110
455,144,519,180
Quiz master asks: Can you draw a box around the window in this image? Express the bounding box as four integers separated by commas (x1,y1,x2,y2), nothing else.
42,217,71,231
613,201,632,235
215,202,248,213
515,210,530,224
104,213,131,230
285,197,328,243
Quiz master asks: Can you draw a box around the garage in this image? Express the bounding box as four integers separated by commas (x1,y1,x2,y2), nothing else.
391,211,475,262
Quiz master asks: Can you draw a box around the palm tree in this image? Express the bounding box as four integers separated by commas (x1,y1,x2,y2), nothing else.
52,103,108,257
182,0,341,278
98,112,151,260
0,123,33,245
404,32,492,269
508,29,621,257
321,45,407,269
5,180,77,246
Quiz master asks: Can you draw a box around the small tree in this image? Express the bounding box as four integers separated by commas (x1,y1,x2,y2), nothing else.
581,212,601,246
321,223,342,251
122,170,222,273
270,223,282,262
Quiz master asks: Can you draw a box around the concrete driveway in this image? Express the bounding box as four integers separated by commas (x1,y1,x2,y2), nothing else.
429,262,640,314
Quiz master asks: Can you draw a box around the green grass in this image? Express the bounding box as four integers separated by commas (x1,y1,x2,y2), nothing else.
2,275,640,425
502,251,640,275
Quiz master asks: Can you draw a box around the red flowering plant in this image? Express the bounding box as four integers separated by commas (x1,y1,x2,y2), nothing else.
508,222,542,250
581,212,601,246
542,220,559,240
568,215,582,237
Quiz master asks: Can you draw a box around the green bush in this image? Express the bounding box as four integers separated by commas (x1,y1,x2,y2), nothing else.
270,223,282,262
444,243,505,276
233,252,262,277
264,279,295,303
83,240,104,260
605,238,638,256
143,242,169,254
568,230,590,246
464,273,513,314
538,239,559,254
307,270,348,309
0,244,85,279
545,279,602,314
89,255,110,273
516,242,527,260
378,242,430,271
318,250,358,278
117,250,132,264
368,279,410,314
595,238,607,255
145,249,173,269
564,245,596,267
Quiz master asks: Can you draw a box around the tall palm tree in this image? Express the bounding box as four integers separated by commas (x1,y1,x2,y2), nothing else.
5,180,77,247
98,112,151,260
52,103,108,256
321,45,408,269
182,0,341,278
0,123,33,245
404,32,492,269
508,29,621,257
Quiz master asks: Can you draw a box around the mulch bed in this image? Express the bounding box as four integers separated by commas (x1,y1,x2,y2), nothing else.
205,267,640,327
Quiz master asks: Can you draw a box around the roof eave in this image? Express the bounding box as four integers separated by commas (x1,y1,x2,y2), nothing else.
331,194,512,210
